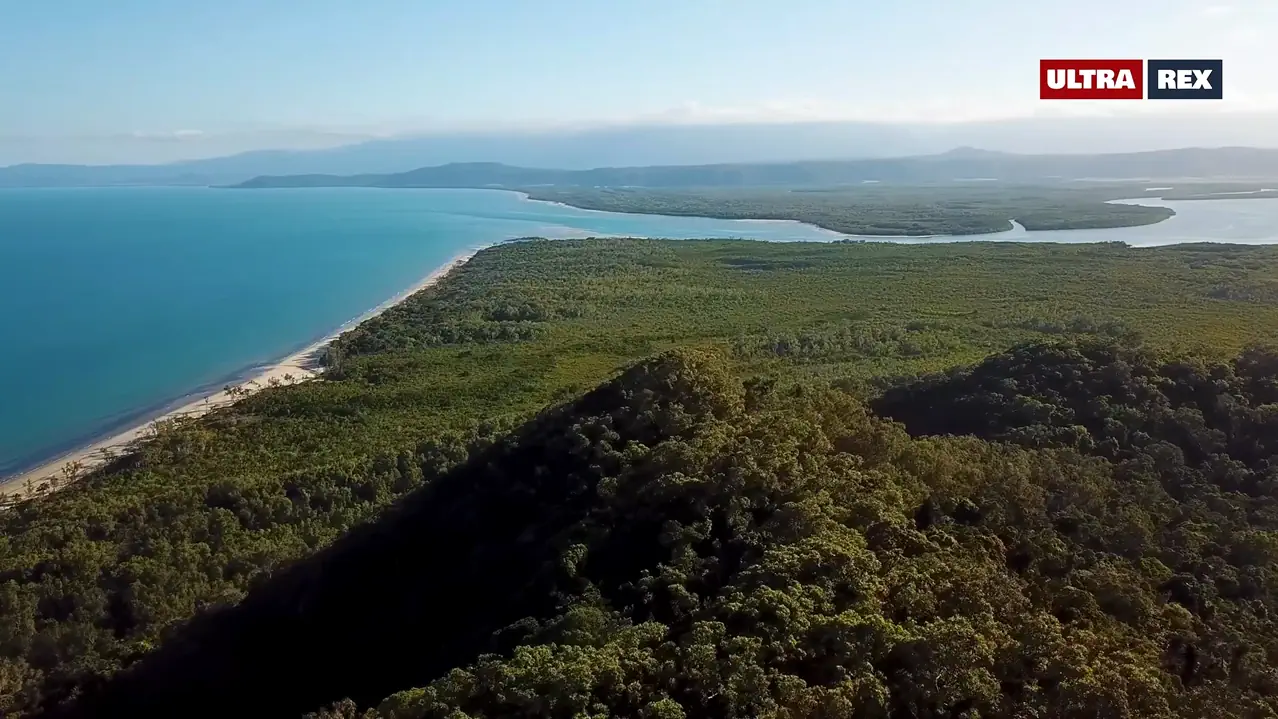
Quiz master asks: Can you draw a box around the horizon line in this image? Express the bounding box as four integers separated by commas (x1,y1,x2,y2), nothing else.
6,143,1278,174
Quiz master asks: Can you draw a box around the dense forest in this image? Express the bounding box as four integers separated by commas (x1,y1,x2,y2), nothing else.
5,238,1278,717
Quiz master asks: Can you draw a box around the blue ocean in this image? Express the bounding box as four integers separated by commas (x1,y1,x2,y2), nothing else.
0,187,845,475
2,186,1276,476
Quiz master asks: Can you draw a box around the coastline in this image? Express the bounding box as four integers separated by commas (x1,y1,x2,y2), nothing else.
0,248,482,498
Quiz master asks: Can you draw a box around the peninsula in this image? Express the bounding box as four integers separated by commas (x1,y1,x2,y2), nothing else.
230,146,1278,235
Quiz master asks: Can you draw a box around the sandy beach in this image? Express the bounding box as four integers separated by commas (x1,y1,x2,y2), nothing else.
0,248,481,498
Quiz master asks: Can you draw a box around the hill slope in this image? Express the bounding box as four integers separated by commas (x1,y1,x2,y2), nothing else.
58,345,1278,718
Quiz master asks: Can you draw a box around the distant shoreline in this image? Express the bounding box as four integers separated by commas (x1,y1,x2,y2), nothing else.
277,185,1180,238
512,189,1182,237
0,249,481,498
508,190,855,239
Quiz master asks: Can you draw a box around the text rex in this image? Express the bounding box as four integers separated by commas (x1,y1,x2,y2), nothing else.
1147,59,1223,99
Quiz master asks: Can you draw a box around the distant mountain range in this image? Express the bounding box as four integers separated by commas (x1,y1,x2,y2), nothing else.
234,147,1278,190
0,121,937,188
5,115,1278,187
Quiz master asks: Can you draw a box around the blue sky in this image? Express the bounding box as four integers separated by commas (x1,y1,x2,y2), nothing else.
1,0,1274,162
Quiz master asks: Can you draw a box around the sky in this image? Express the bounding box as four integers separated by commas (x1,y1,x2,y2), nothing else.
1,0,1275,164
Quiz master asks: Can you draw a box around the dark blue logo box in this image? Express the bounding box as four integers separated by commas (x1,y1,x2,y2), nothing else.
1146,59,1223,99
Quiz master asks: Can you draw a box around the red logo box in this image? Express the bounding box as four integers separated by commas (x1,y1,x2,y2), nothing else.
1040,59,1144,99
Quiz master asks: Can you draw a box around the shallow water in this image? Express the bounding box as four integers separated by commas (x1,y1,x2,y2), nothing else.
0,186,1275,475
884,197,1278,245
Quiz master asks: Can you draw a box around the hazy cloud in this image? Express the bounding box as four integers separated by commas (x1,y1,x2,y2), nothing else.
602,99,1030,126
128,129,206,141
1,128,373,165
7,100,1278,166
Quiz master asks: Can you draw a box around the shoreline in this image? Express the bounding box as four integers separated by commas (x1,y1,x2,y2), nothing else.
0,248,482,498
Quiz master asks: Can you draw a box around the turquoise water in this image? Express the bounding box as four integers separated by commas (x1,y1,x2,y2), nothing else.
2,187,1276,476
0,186,843,475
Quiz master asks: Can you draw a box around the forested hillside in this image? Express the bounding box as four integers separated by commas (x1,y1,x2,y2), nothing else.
5,239,1278,717
57,346,1278,718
